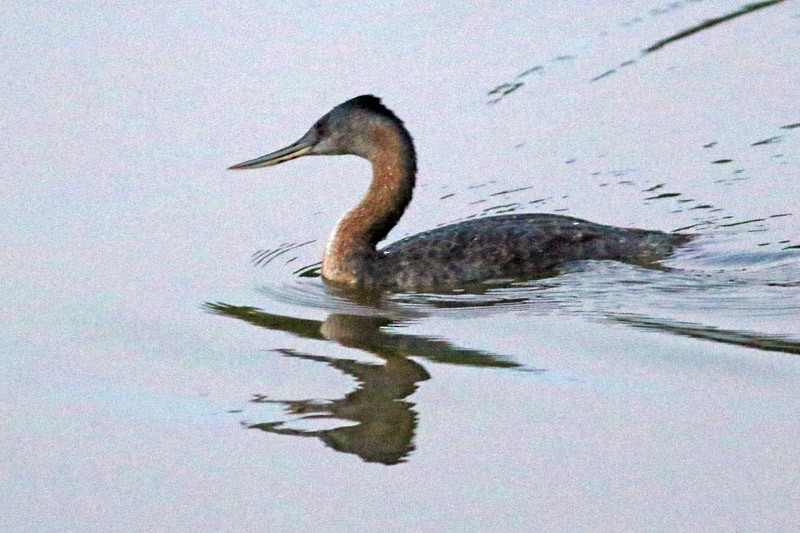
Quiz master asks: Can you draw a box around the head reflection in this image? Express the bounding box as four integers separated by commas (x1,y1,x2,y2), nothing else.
251,347,428,465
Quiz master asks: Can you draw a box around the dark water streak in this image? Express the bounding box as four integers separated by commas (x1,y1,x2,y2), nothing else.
643,0,788,54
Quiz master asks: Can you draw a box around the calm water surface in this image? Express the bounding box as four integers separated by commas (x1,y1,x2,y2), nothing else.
3,1,799,531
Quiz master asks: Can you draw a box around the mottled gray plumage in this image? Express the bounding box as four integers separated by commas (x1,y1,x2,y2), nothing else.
367,214,691,289
230,95,692,291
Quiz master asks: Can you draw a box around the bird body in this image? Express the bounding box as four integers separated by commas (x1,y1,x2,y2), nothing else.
360,213,689,289
230,95,691,290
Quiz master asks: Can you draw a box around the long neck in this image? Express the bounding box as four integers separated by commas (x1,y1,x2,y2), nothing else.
323,122,416,279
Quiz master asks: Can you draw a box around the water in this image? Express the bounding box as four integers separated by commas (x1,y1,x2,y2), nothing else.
2,1,799,531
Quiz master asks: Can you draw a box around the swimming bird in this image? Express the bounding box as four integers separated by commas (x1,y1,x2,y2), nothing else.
230,95,691,290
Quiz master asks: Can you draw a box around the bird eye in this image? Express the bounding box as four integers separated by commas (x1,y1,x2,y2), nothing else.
314,119,329,138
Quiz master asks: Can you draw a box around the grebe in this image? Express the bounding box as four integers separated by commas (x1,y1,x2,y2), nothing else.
230,95,691,290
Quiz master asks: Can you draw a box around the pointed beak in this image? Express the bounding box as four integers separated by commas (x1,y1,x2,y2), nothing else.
228,135,316,170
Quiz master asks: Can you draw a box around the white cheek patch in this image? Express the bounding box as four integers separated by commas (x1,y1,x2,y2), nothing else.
325,208,354,257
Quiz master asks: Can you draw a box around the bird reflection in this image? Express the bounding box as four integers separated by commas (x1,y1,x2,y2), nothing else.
205,303,529,464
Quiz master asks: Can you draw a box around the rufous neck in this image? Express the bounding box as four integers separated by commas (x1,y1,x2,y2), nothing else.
323,122,416,277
